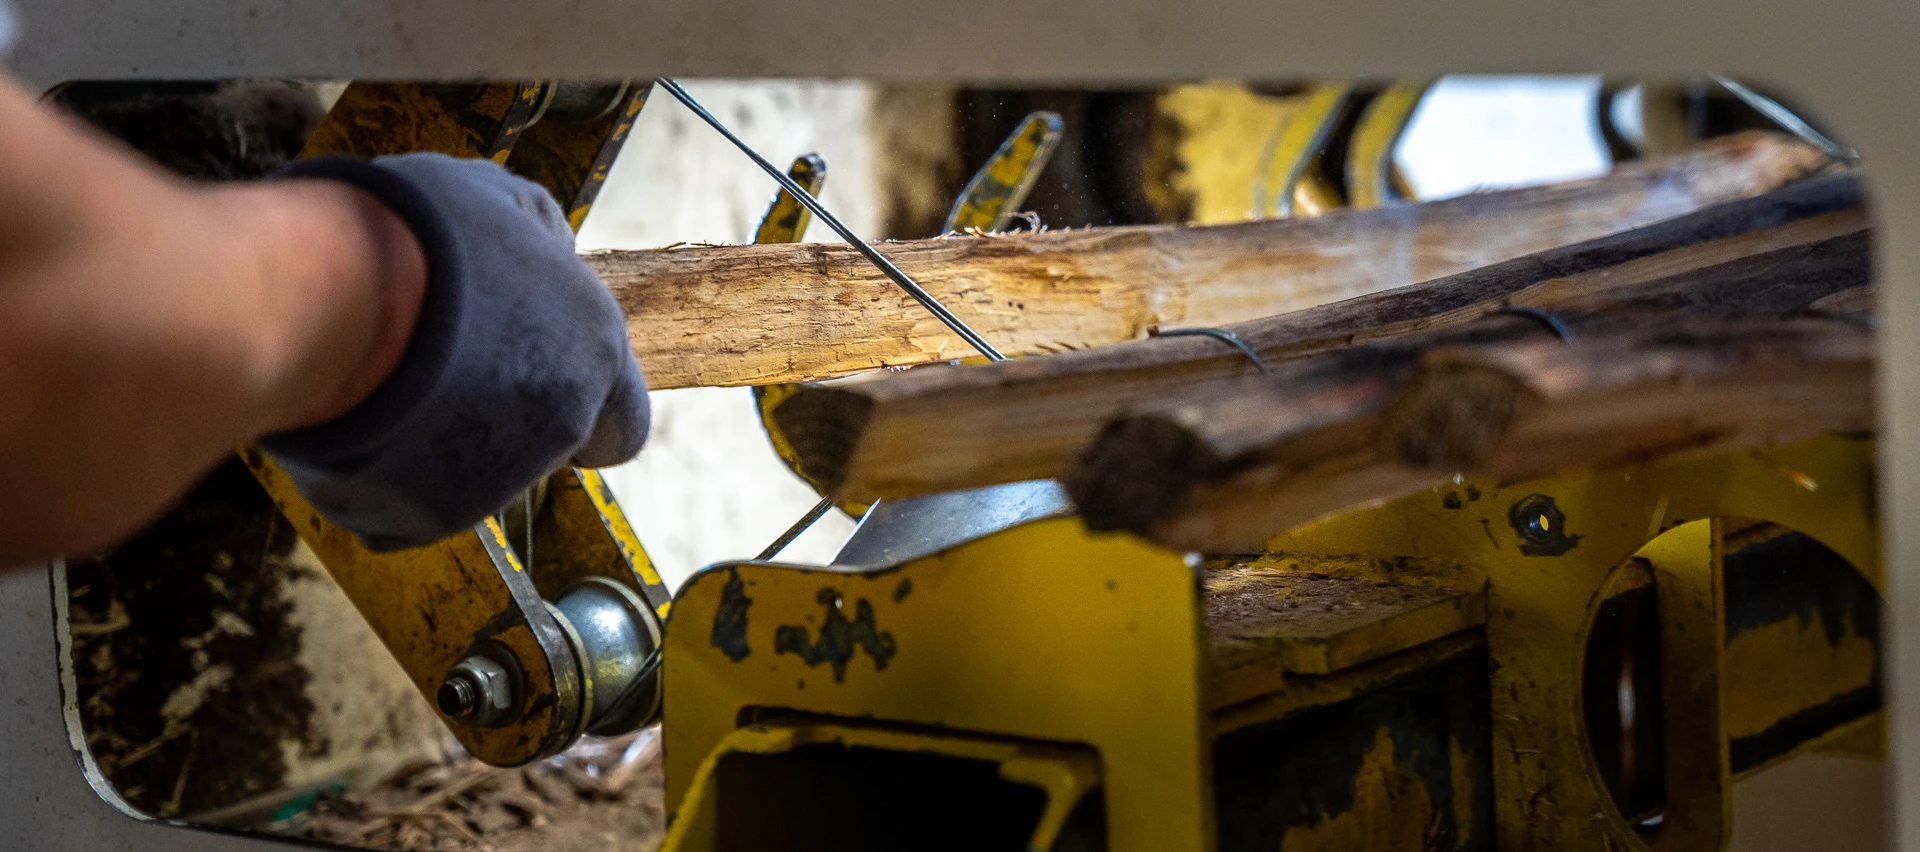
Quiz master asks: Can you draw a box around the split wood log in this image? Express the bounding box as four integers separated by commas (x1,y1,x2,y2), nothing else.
772,172,1867,504
598,132,1826,389
1066,319,1872,553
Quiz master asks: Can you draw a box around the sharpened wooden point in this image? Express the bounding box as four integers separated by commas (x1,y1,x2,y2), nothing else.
1381,363,1541,470
768,387,874,496
1065,413,1223,536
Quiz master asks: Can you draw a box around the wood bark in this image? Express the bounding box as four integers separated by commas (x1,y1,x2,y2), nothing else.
598,131,1826,389
1069,320,1872,553
772,172,1867,504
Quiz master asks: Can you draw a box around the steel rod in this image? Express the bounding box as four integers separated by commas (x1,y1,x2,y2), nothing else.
757,495,838,561
657,77,1005,362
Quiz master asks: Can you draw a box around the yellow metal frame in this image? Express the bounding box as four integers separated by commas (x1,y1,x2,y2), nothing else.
243,449,582,765
244,79,670,766
665,519,1214,850
660,720,1102,850
1272,435,1877,851
1345,79,1432,208
663,435,1875,850
944,111,1065,233
1253,80,1352,218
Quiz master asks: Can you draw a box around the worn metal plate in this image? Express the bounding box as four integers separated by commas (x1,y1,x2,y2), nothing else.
667,517,1211,851
831,480,1073,567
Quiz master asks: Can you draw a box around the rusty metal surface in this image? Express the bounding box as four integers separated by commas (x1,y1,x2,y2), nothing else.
505,81,651,229
247,80,595,767
665,517,1213,850
1212,643,1491,851
1274,435,1877,851
299,82,544,163
830,480,1072,568
1205,554,1485,682
243,451,586,766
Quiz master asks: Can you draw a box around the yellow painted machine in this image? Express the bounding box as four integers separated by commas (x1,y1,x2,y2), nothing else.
194,79,1883,852
6,70,1877,852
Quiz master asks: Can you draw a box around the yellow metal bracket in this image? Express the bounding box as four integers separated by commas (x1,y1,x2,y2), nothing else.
506,82,653,231
661,434,1874,848
244,79,667,765
944,110,1065,233
1345,79,1433,208
301,82,547,164
663,519,1213,851
660,719,1102,851
1271,435,1875,850
1253,80,1353,218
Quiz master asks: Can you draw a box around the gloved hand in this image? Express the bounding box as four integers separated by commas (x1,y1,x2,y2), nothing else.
259,153,650,551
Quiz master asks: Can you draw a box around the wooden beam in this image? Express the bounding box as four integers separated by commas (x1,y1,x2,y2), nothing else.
773,172,1867,504
599,132,1826,389
1072,320,1872,553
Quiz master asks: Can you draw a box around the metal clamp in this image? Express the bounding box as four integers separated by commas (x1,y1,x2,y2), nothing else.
1150,326,1272,373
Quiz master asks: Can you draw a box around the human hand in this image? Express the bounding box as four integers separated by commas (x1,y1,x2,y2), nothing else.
259,153,649,551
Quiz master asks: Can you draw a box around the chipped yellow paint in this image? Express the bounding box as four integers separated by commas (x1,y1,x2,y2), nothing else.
1346,80,1433,208
944,111,1064,233
575,467,666,590
1809,713,1885,760
660,721,1100,852
243,451,574,765
1278,728,1440,852
1149,81,1341,223
1450,736,1475,848
1275,436,1876,851
1723,616,1876,743
664,518,1211,851
298,82,544,163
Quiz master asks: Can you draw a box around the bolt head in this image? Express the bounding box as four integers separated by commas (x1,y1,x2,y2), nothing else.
439,653,516,726
437,675,479,718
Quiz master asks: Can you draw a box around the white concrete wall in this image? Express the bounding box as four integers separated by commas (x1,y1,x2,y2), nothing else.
577,80,955,589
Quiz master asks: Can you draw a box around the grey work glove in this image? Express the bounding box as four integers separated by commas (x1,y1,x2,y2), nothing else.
259,153,650,551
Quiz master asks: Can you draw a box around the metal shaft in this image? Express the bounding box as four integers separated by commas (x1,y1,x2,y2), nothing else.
757,495,839,561
657,78,1005,362
1710,75,1858,165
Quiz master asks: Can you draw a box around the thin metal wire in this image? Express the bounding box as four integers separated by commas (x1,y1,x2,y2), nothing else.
757,495,838,561
657,78,1005,362
1152,327,1273,373
600,641,665,725
658,77,1006,561
1710,76,1859,165
1491,305,1575,342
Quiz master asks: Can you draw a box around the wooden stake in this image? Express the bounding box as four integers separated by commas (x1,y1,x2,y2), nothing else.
597,132,1827,389
1078,320,1873,553
773,173,1867,504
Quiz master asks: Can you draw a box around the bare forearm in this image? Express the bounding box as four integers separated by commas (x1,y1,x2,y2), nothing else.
0,77,424,562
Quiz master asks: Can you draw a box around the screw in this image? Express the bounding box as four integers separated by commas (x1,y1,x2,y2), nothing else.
436,653,516,726
437,673,479,719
